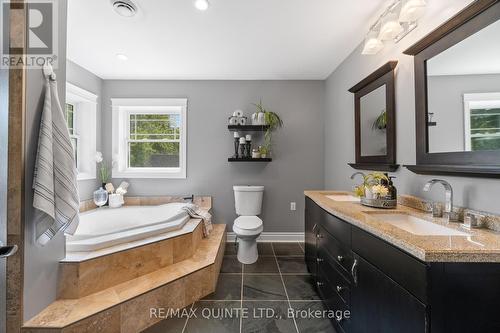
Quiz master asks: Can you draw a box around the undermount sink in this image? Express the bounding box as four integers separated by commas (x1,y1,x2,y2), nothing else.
368,213,470,236
326,194,360,202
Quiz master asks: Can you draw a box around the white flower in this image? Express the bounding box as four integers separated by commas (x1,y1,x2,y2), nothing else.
371,184,389,197
95,152,103,163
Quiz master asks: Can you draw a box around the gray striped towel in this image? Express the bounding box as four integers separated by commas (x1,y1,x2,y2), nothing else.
33,78,80,245
182,204,213,237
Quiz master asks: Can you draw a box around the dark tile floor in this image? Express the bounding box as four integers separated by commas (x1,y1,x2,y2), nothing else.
144,242,337,333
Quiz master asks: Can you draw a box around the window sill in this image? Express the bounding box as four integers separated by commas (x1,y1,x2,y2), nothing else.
112,168,186,179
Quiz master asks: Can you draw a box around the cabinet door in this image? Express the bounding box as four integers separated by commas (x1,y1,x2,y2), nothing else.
305,197,321,278
351,254,427,333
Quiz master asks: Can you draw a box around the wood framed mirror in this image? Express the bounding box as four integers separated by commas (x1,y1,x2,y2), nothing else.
404,0,500,177
348,61,399,172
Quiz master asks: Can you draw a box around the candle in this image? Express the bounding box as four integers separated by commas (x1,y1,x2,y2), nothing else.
239,137,247,144
245,134,252,141
234,131,240,138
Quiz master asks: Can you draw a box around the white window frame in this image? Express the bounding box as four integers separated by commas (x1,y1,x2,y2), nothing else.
463,92,500,151
112,98,187,179
66,82,98,181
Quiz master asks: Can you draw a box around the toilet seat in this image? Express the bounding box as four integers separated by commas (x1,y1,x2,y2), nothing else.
233,216,263,236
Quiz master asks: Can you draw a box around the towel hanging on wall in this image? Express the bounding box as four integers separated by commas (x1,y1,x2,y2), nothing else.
32,65,80,245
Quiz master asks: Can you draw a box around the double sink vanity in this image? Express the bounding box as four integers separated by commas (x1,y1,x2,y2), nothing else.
304,191,500,333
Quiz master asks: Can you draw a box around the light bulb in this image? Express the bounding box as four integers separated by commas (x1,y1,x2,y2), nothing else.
378,12,403,41
362,30,384,55
194,0,209,11
116,54,128,61
399,0,426,22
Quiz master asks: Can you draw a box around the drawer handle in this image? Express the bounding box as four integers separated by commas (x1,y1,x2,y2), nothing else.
316,233,323,239
316,258,324,263
316,281,324,287
336,285,345,293
312,223,317,232
337,255,344,263
351,259,359,285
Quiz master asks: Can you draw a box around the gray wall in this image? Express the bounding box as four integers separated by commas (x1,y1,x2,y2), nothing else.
427,73,500,153
102,80,325,232
66,60,103,199
324,0,500,215
23,0,67,321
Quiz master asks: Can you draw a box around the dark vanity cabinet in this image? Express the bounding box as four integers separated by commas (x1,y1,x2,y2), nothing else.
305,197,500,333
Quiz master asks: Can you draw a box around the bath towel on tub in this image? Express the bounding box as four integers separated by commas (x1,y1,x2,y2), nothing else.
32,77,80,245
182,204,213,237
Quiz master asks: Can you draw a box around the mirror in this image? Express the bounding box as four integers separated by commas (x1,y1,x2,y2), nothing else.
404,0,500,177
360,85,387,156
348,61,398,172
427,19,500,154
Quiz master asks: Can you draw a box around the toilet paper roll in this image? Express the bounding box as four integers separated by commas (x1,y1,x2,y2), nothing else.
233,109,243,117
238,117,247,125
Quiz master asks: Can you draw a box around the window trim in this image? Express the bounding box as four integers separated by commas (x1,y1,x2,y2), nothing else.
111,98,187,179
66,82,98,181
463,92,500,151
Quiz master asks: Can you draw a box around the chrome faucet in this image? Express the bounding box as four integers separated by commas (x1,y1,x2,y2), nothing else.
350,172,366,181
423,179,459,222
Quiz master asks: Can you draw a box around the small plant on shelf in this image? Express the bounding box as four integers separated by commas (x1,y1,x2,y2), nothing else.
252,100,283,156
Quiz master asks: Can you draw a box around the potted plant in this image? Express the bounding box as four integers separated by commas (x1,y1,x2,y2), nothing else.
252,100,283,157
372,109,387,130
353,172,388,199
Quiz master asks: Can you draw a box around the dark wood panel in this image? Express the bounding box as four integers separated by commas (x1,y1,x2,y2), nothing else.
348,163,399,172
352,227,429,303
304,197,320,279
404,0,500,55
351,255,427,333
405,164,500,178
321,210,352,247
318,246,352,306
318,225,354,279
227,125,269,132
348,61,398,93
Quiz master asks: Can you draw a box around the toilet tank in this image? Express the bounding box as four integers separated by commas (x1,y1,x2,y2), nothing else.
233,186,264,216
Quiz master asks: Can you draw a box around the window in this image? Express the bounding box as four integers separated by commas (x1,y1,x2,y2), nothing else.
112,98,187,178
65,102,79,166
464,93,500,151
66,83,98,180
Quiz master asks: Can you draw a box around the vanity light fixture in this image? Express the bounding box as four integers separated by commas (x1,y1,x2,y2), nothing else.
362,0,427,55
116,53,128,61
194,0,210,11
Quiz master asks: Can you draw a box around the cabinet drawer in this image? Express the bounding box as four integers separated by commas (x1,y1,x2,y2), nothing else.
318,248,351,306
318,226,354,278
321,211,351,246
352,226,429,304
316,273,352,333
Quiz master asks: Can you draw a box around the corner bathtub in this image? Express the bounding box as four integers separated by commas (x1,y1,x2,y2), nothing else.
66,203,190,252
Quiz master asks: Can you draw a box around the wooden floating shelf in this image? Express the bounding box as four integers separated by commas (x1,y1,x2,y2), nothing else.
228,157,272,162
228,125,269,132
348,163,400,172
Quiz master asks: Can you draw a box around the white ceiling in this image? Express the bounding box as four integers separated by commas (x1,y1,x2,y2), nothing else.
427,19,500,76
67,0,383,80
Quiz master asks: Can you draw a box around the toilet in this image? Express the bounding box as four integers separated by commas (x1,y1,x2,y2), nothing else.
233,185,264,264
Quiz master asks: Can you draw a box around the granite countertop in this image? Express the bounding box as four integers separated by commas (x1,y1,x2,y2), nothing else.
305,191,500,263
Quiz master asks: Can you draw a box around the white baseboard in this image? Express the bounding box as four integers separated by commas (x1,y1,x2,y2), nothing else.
226,232,304,243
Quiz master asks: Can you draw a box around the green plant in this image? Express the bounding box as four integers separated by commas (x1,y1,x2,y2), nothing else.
252,100,283,153
372,109,387,130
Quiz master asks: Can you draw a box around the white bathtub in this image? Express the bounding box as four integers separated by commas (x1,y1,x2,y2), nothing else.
66,202,191,252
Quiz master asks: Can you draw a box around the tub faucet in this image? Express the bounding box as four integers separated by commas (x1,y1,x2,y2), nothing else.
423,179,459,222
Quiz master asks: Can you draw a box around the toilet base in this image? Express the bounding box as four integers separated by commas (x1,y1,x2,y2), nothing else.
236,237,260,264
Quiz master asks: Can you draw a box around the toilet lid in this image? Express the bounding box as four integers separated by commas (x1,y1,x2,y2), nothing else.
234,216,263,231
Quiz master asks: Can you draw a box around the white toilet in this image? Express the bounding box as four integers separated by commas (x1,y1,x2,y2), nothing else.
233,185,264,264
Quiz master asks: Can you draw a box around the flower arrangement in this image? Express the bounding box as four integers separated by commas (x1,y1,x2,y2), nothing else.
95,152,109,184
353,172,389,199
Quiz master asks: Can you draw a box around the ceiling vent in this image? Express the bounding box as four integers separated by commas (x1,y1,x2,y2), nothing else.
111,0,137,18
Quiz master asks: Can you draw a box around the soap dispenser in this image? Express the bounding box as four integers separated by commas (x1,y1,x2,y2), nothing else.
387,176,397,200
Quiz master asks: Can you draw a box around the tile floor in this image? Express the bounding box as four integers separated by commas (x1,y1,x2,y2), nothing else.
145,242,337,333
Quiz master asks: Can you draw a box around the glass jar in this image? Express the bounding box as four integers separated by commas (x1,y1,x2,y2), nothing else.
93,187,109,207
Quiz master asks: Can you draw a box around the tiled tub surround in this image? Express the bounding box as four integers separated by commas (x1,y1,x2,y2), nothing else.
23,217,226,333
145,242,337,333
305,191,500,262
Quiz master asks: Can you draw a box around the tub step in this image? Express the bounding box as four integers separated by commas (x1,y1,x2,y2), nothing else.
58,219,204,299
23,224,226,333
